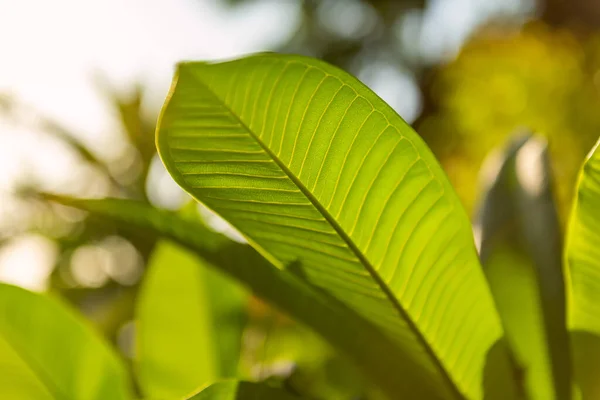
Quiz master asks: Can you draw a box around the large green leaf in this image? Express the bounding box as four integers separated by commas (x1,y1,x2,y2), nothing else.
156,53,506,399
0,283,131,400
565,137,600,398
474,135,570,399
566,137,600,333
185,380,299,399
136,241,247,398
46,195,463,399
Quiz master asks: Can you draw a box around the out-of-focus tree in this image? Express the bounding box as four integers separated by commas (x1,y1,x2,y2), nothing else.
2,83,160,338
542,0,600,29
418,23,600,217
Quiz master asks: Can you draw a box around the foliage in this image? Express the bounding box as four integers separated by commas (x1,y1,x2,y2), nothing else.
567,139,600,334
0,283,131,399
2,52,600,400
155,53,514,400
186,380,300,400
473,134,568,399
38,194,440,399
565,138,600,399
135,241,247,398
419,24,600,216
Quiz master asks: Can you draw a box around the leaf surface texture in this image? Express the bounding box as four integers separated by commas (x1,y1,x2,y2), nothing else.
157,53,505,399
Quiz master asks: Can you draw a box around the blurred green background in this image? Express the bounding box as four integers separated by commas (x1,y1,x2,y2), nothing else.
1,0,599,397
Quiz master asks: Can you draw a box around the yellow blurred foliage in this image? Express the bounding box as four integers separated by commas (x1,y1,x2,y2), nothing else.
420,22,600,222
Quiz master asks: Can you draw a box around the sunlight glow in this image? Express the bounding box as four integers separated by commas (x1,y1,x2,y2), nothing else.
0,235,57,291
0,0,298,289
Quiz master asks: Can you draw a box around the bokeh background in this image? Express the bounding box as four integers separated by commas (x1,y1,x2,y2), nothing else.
1,0,599,396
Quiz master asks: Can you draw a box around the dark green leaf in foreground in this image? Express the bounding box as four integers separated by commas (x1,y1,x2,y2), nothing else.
0,283,131,400
136,241,247,399
185,380,299,400
47,195,459,399
156,53,508,399
474,134,570,400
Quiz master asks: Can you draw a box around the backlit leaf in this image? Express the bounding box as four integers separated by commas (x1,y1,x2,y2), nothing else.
136,241,247,398
475,134,570,399
0,283,131,400
45,195,451,399
156,53,510,399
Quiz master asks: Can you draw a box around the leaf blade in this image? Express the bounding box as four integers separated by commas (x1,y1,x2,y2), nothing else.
136,241,247,399
567,137,600,333
475,134,571,399
566,137,600,398
157,53,506,399
47,195,451,399
0,283,131,400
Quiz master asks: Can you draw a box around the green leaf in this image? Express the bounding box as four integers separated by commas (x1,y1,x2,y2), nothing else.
0,283,131,400
566,137,600,333
156,53,506,399
46,195,458,399
474,134,570,399
283,350,368,399
185,380,299,400
571,331,600,400
202,254,248,378
136,241,247,399
565,137,600,398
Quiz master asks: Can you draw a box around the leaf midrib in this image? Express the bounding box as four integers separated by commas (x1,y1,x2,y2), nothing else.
173,64,464,400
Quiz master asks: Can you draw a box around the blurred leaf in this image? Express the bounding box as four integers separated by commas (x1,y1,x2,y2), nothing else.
565,137,600,397
156,53,514,399
202,256,248,378
93,78,155,166
566,137,600,333
185,380,299,400
512,137,570,400
136,241,247,399
475,134,570,399
571,330,600,400
0,96,125,193
237,298,366,399
45,195,439,400
0,283,131,400
284,352,368,400
420,25,600,216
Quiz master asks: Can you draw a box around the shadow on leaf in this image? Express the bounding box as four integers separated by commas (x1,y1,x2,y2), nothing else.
572,330,600,399
483,338,525,400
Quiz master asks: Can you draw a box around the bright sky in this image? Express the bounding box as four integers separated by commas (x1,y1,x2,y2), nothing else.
0,0,530,290
0,0,299,183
